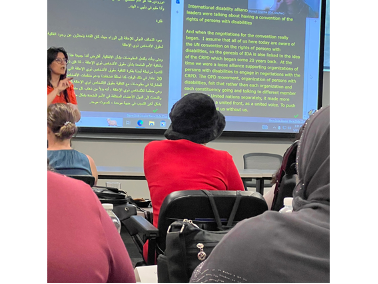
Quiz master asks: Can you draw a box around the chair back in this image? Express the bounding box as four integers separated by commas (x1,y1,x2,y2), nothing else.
243,153,283,170
66,175,95,187
156,190,268,253
243,153,283,189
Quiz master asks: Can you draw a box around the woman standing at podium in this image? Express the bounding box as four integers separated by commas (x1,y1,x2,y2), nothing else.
47,46,81,122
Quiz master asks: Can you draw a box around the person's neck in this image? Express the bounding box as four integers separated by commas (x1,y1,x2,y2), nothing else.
47,138,72,150
50,73,61,88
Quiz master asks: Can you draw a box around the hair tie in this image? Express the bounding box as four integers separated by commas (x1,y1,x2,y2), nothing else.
64,121,71,126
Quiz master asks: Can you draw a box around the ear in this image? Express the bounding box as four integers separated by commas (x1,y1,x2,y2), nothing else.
47,126,52,135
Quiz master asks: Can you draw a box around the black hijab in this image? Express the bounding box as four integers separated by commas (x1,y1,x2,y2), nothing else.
293,105,330,210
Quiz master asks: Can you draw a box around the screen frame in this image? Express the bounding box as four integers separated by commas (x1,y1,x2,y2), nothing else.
75,0,327,140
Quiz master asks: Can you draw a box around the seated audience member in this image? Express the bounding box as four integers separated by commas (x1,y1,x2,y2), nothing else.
47,170,136,283
47,103,98,185
264,122,305,210
143,93,245,259
190,106,330,283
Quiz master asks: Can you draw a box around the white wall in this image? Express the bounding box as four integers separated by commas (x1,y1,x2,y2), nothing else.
72,71,330,199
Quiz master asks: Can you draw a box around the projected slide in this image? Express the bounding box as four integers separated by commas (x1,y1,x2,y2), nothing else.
48,0,323,133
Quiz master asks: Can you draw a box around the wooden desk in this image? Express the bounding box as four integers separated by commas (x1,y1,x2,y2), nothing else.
97,166,275,195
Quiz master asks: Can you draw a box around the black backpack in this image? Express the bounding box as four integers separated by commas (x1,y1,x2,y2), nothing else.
92,186,138,224
271,141,299,211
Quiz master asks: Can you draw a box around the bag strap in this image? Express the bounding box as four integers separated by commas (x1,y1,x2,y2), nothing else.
201,190,224,230
92,185,121,193
226,190,242,227
166,222,190,282
178,227,189,281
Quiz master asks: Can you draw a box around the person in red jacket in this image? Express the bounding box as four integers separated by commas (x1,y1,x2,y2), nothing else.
47,171,136,283
143,93,245,261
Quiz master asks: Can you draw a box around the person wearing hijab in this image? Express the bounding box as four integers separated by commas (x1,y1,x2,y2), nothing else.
190,106,330,283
